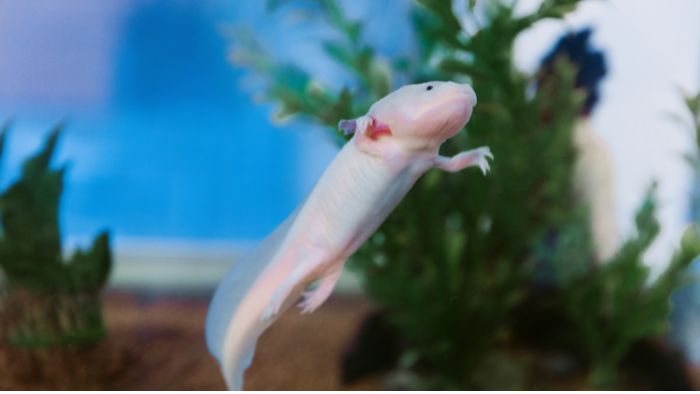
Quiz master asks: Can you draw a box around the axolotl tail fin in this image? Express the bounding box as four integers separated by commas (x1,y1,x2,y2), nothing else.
224,341,256,390
205,209,299,389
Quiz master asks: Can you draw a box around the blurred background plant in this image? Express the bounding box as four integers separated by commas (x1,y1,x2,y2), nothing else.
669,90,700,370
0,124,112,348
229,0,700,389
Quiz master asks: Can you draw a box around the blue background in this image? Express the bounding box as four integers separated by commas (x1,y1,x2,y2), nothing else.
0,0,415,245
0,0,408,243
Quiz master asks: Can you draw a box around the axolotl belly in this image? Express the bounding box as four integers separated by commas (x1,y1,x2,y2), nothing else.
206,81,492,390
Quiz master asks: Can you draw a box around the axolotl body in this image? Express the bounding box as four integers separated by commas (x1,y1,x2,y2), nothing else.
205,81,492,390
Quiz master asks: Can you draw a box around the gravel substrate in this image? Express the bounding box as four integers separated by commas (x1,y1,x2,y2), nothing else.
0,291,380,390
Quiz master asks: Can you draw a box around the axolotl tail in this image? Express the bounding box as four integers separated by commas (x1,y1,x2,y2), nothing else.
205,209,299,389
216,307,267,390
206,271,265,390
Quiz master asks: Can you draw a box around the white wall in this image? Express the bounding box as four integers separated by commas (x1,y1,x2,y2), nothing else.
515,0,700,276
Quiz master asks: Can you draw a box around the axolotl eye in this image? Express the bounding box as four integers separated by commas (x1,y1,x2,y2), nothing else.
426,85,433,91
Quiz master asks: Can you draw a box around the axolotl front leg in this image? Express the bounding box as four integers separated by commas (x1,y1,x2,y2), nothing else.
433,146,493,174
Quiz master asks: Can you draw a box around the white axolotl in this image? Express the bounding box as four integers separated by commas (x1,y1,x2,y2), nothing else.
205,81,492,390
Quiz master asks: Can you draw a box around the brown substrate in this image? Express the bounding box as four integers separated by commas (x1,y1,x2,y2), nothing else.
1,290,698,390
0,291,380,390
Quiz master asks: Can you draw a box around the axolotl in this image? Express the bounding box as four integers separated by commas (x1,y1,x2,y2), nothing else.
205,81,492,390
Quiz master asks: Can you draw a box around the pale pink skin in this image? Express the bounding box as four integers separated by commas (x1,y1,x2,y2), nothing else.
205,81,491,389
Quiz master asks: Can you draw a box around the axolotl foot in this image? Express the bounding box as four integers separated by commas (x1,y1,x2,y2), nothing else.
469,146,494,175
262,269,343,319
297,269,342,314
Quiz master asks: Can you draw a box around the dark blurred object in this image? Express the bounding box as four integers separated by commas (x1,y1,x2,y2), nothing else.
539,28,607,116
340,310,400,384
343,304,696,390
539,28,619,263
0,124,112,348
620,339,693,390
511,291,694,390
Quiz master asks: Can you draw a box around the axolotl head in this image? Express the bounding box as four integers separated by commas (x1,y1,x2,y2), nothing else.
339,81,477,153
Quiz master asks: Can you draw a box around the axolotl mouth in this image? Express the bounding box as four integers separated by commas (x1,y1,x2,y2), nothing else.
437,83,477,138
461,84,478,108
451,83,478,114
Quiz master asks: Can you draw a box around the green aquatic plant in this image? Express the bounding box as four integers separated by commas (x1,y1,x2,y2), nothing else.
668,89,700,368
230,0,700,388
548,186,700,387
0,124,112,347
678,91,700,223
